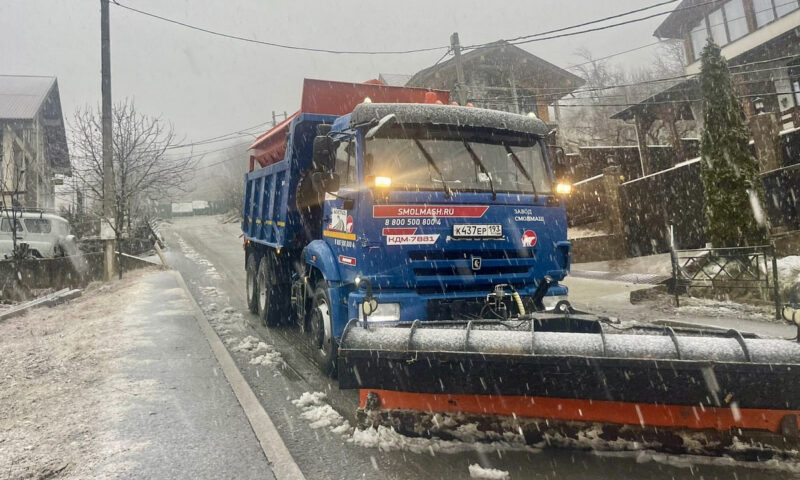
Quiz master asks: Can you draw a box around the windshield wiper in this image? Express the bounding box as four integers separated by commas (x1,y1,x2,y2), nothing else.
504,144,538,201
414,139,451,199
462,141,496,201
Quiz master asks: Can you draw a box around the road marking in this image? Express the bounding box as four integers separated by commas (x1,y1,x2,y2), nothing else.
172,271,306,480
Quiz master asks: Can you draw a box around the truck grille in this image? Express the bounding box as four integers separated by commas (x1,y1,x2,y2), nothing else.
408,249,535,285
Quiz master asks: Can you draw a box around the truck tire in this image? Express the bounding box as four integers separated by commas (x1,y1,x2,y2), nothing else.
310,278,338,377
245,253,259,314
257,255,286,327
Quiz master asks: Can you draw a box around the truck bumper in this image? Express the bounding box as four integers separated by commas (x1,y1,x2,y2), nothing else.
344,283,569,327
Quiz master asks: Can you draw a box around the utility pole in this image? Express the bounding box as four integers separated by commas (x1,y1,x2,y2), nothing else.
450,32,467,105
101,0,117,280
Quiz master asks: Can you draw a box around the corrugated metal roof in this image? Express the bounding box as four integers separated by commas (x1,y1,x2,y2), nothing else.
0,75,56,120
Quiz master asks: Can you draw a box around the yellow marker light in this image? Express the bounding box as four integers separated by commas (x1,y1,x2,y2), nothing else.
555,183,572,195
363,97,372,104
374,176,392,188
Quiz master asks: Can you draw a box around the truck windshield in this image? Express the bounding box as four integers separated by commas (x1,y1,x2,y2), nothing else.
365,129,551,194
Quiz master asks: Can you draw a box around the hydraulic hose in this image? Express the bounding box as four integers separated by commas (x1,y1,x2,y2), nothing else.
509,286,526,316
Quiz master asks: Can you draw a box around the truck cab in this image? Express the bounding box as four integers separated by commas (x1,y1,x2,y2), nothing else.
242,82,571,375
318,103,570,325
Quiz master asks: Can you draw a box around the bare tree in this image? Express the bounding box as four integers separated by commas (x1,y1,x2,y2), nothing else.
560,42,697,152
70,98,195,259
0,136,30,298
560,48,631,148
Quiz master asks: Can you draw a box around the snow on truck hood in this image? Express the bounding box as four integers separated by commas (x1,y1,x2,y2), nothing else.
350,103,551,137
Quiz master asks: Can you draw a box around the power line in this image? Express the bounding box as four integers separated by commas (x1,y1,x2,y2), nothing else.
465,55,800,104
110,0,448,55
472,90,799,108
493,0,678,44
497,0,719,48
111,0,714,57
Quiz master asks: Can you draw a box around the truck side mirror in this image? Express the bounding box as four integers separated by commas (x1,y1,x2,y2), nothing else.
312,171,340,193
313,136,336,170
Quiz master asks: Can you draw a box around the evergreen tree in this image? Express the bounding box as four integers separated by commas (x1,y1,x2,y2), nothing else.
699,40,765,247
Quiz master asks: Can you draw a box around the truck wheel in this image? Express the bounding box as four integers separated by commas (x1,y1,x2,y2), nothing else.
246,254,259,314
310,278,338,377
257,255,284,327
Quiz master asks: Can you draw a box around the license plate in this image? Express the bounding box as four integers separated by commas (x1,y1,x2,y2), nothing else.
452,224,502,238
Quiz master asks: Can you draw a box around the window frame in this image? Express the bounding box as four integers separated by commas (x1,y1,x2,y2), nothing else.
333,135,356,188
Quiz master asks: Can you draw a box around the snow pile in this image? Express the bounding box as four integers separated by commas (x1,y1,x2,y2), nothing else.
249,345,283,367
777,256,800,286
349,425,531,455
468,464,510,480
232,336,266,353
292,392,351,435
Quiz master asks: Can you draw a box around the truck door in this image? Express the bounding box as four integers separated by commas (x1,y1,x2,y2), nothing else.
323,137,359,281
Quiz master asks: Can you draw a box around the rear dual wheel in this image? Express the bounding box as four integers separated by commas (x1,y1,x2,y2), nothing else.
245,254,259,314
257,253,288,327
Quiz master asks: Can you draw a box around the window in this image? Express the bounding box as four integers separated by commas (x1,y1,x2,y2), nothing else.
708,8,728,45
365,131,552,194
0,218,23,233
688,0,758,60
776,0,800,17
754,0,776,26
24,218,51,234
724,0,748,41
690,21,708,60
334,139,355,187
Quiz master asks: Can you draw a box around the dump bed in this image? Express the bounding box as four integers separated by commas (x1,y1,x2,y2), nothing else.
242,113,334,248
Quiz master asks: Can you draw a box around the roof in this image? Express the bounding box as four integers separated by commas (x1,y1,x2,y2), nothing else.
0,75,57,119
407,40,585,97
350,103,551,137
610,78,699,121
655,0,725,39
378,73,413,87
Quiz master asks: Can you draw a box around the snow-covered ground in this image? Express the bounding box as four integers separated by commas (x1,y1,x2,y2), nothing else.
0,271,152,478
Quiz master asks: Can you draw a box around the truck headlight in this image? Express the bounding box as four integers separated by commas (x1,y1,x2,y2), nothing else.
358,302,400,322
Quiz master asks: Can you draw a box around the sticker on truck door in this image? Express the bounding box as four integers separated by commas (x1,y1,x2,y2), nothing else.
328,208,353,233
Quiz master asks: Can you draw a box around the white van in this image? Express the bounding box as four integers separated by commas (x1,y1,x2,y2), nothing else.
0,211,78,259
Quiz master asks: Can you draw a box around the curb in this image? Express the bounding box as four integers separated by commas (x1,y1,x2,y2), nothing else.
171,270,306,480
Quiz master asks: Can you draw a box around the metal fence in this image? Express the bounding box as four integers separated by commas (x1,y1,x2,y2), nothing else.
669,244,781,319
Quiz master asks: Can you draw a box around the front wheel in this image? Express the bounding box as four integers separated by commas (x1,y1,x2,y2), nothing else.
310,278,338,377
245,253,259,314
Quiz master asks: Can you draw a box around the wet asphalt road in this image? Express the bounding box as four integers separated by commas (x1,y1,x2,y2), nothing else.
161,215,793,480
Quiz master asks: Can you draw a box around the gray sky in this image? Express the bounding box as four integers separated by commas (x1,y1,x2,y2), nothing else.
1,0,673,155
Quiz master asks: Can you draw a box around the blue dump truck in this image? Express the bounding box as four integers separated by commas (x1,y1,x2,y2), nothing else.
243,79,800,456
243,79,571,373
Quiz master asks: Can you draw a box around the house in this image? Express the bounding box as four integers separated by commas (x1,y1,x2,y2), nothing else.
0,75,70,209
612,0,800,172
405,40,585,123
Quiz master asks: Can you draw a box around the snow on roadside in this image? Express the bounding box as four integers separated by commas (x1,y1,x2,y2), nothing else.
175,234,221,279
349,424,534,455
777,256,800,287
292,392,352,434
674,297,774,321
594,449,800,473
468,464,510,479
